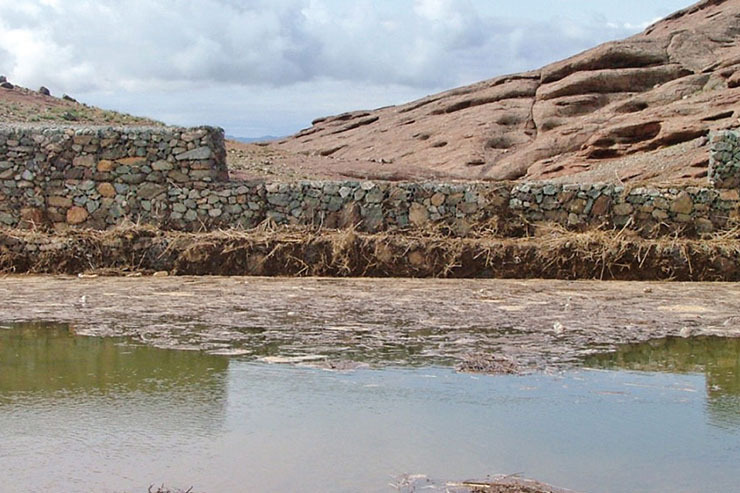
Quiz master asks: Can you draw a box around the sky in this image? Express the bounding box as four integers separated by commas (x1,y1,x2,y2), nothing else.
0,0,694,138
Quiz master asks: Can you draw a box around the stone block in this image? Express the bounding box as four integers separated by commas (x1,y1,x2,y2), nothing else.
409,202,429,226
138,183,166,200
430,192,446,207
670,191,693,214
458,201,479,214
176,146,212,161
167,171,190,183
116,156,147,167
695,218,714,233
48,196,73,208
365,188,384,204
73,135,94,146
720,189,739,201
97,183,116,198
0,212,16,225
97,160,114,172
66,206,89,225
152,160,173,171
612,202,633,216
72,155,96,167
121,173,146,185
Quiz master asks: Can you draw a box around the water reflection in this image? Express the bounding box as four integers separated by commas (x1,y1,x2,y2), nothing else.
585,336,740,428
0,322,230,493
3,323,740,493
0,322,230,395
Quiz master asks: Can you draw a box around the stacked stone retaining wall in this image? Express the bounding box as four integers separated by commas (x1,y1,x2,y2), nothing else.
710,129,740,189
0,125,739,237
0,124,227,228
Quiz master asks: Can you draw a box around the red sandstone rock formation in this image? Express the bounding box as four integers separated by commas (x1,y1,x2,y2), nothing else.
277,0,740,184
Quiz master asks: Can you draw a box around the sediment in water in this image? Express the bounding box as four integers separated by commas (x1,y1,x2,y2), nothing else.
2,224,739,280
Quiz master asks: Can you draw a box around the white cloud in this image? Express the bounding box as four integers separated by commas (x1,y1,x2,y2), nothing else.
0,0,681,135
0,0,644,91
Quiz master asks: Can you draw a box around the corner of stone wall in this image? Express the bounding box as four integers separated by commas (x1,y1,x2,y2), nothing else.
0,124,230,230
709,129,740,189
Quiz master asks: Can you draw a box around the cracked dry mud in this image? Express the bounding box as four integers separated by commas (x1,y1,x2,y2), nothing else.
2,276,739,373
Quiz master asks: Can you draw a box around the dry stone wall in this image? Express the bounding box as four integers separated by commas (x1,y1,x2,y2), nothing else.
509,183,738,235
0,124,227,228
0,124,739,237
710,130,740,189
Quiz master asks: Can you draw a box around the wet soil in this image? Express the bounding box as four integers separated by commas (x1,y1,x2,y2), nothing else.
2,276,739,373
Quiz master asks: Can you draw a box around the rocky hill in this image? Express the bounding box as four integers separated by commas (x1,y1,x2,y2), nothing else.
276,0,740,184
0,78,160,126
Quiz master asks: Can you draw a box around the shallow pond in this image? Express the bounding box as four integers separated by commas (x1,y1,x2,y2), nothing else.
1,323,740,493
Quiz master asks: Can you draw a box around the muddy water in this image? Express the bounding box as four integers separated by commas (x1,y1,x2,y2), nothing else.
2,276,740,371
2,323,740,493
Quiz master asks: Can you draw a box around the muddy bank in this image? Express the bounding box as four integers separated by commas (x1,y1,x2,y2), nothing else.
2,276,739,372
1,225,740,280
397,475,574,493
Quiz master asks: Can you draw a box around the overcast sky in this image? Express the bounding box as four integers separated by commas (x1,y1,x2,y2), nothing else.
0,0,692,137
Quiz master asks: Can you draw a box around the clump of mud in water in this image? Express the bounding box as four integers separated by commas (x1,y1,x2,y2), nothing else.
395,474,574,492
456,353,521,375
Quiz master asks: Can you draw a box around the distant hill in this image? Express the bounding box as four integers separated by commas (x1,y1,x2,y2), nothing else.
277,0,740,184
226,135,282,144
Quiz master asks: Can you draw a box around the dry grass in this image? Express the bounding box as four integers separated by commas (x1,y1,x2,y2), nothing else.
2,222,740,280
0,84,161,126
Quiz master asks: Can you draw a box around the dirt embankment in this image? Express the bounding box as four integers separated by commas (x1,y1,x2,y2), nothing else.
1,224,740,281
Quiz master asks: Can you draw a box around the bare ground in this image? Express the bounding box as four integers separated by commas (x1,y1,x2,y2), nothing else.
225,140,473,182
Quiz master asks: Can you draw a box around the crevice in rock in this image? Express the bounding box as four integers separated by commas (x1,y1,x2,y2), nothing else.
643,128,709,149
701,110,734,121
295,127,323,139
329,116,380,135
430,94,532,115
319,146,346,157
614,100,649,114
397,97,442,114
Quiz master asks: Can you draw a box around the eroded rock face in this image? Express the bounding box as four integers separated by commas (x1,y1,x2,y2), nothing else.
278,0,740,184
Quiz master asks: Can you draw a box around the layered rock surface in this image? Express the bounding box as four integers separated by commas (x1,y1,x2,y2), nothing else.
277,0,740,184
